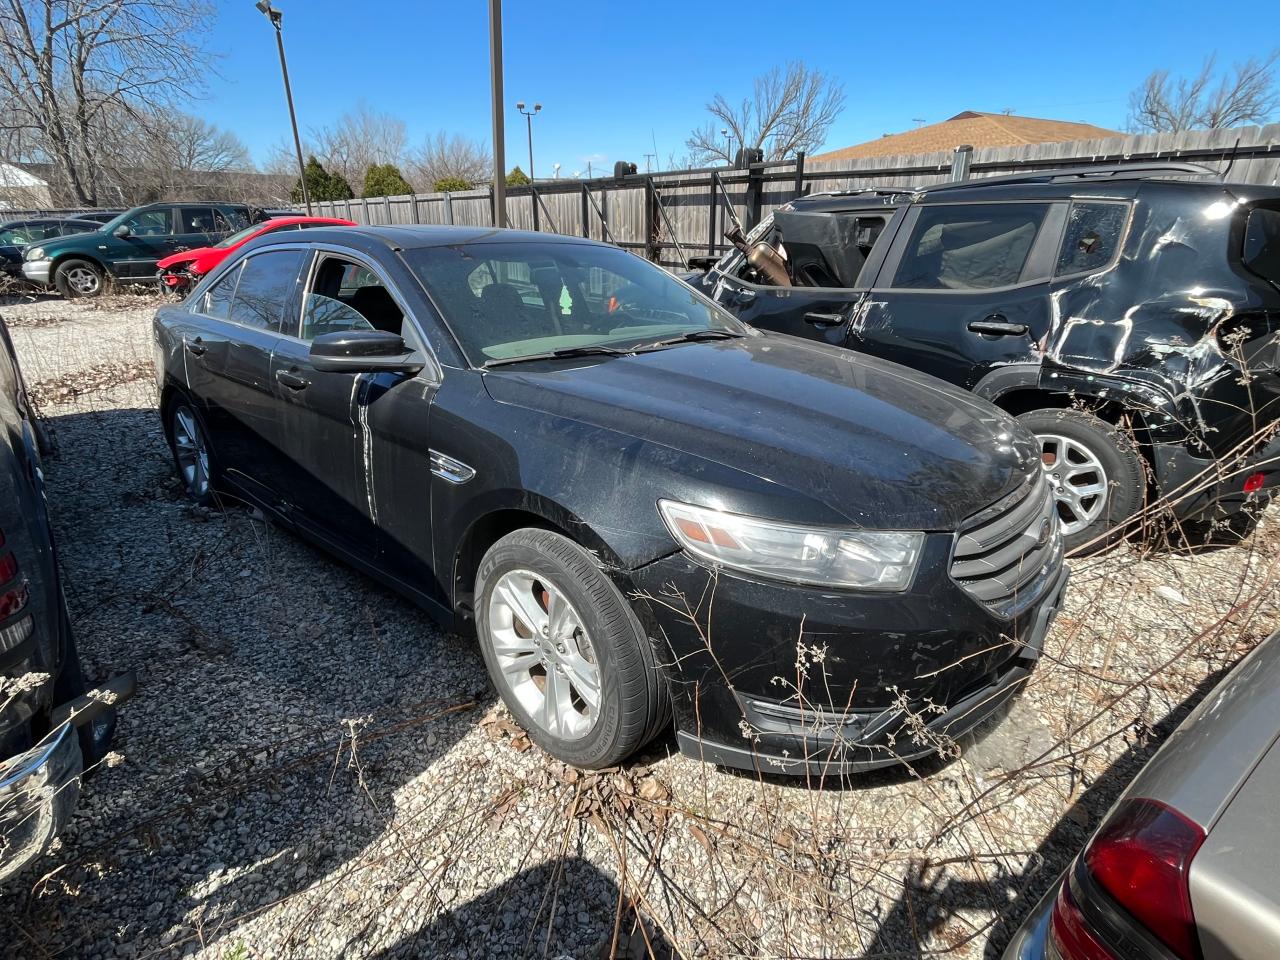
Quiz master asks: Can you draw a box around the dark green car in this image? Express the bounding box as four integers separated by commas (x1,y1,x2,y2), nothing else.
21,201,258,298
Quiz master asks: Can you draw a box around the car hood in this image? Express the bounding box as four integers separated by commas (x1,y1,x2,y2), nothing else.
481,335,1037,530
156,247,211,270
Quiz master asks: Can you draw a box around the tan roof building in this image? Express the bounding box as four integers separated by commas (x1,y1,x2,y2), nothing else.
811,111,1122,162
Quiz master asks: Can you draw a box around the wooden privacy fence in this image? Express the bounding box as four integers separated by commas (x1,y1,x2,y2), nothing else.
292,122,1280,270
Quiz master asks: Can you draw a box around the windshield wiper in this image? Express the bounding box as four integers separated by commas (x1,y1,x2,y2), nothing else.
482,344,632,368
633,329,744,351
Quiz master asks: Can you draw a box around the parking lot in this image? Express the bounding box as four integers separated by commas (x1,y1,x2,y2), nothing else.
1,292,1278,959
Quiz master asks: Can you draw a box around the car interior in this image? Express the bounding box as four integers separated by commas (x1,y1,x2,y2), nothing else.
301,256,405,341
894,207,1045,289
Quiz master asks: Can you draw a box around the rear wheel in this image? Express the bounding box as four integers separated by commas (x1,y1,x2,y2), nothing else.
53,258,104,298
1017,408,1145,554
475,528,669,768
164,399,215,505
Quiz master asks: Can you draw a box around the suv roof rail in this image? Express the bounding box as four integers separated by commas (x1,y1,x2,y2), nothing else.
926,161,1222,192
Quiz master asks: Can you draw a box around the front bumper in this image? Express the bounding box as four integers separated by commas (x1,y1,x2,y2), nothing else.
0,722,81,884
21,259,51,285
0,669,134,882
1153,431,1280,520
630,544,1069,777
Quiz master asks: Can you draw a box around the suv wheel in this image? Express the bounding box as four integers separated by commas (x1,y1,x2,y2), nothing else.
1017,409,1145,554
53,258,105,298
475,528,670,768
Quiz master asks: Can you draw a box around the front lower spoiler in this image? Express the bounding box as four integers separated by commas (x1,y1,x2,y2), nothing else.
0,670,135,883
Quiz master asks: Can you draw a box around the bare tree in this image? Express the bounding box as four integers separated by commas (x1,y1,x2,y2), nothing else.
685,62,846,165
310,104,408,190
0,0,216,205
1129,51,1280,132
407,132,491,190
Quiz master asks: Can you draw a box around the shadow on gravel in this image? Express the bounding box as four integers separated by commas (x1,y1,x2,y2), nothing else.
848,666,1229,958
366,857,674,959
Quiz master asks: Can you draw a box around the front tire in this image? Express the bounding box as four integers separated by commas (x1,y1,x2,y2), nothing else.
475,529,669,769
1017,408,1145,554
53,258,105,299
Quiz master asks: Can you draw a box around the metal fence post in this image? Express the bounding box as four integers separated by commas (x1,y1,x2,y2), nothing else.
794,150,806,199
707,172,720,255
531,184,541,232
644,177,661,262
443,192,454,225
581,183,590,238
951,144,974,182
744,160,764,231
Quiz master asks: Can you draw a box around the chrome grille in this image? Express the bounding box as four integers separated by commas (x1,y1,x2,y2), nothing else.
951,472,1062,615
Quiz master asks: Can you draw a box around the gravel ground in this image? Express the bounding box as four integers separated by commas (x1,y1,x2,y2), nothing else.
1,293,1277,959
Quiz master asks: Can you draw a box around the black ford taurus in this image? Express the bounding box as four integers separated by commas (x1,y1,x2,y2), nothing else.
152,226,1068,775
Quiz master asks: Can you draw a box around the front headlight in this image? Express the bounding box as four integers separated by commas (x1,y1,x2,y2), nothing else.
658,500,924,591
24,246,45,262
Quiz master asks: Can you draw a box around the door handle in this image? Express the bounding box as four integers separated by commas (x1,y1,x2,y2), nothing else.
275,369,310,391
185,337,207,357
804,311,845,328
967,316,1028,337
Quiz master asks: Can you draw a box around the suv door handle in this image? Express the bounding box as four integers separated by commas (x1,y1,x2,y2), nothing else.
275,369,310,391
967,316,1028,337
804,312,845,328
185,337,207,357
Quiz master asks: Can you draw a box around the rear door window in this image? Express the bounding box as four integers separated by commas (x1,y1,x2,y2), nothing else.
227,250,307,333
892,203,1051,290
178,207,219,234
1242,207,1280,284
1056,201,1128,276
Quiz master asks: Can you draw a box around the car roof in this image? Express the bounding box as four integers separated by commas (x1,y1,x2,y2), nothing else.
245,223,606,253
792,162,1280,209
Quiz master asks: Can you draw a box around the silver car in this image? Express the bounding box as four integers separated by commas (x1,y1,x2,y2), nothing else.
1004,628,1280,959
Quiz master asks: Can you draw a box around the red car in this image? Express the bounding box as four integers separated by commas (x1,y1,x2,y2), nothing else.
156,216,356,293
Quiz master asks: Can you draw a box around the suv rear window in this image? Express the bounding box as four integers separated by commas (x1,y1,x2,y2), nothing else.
893,203,1050,290
1242,207,1280,284
1056,201,1128,277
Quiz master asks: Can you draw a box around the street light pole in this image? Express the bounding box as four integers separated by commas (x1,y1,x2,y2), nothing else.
489,0,506,227
516,101,541,180
256,1,310,215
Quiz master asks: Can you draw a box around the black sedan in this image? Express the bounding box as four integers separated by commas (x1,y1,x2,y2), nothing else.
152,226,1068,774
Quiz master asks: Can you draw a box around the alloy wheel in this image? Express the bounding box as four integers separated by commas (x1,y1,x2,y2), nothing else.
486,569,601,741
172,405,210,499
1037,433,1109,535
65,266,100,295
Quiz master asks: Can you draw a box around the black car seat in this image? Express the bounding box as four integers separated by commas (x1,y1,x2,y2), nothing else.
347,285,404,335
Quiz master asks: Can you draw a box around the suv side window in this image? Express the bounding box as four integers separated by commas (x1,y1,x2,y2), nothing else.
892,203,1051,290
1242,207,1280,284
178,206,219,234
228,250,306,333
219,207,251,231
121,208,173,237
1056,202,1128,277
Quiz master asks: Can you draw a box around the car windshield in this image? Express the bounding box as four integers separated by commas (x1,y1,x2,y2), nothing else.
403,240,752,365
215,222,267,249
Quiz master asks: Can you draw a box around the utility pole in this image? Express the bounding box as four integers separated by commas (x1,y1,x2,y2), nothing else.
488,0,506,227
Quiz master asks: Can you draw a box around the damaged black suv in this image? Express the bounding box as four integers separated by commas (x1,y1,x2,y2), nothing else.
689,163,1280,551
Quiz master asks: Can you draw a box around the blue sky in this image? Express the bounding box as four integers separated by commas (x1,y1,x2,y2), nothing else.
202,0,1278,176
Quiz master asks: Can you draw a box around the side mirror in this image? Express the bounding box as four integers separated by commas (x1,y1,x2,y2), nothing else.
309,329,425,375
113,224,131,239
